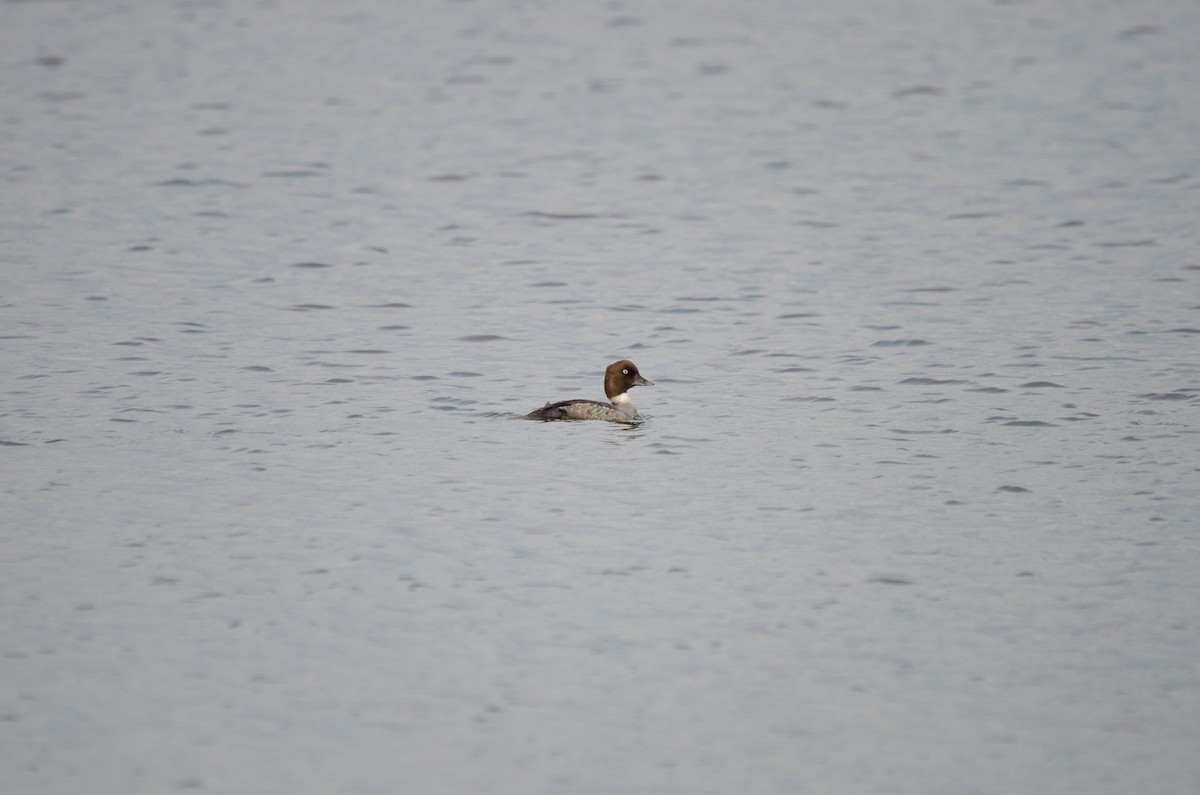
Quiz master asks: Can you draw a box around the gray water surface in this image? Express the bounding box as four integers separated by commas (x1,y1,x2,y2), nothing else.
3,1,1199,793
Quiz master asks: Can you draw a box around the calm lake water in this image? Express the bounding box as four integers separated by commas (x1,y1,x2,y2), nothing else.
3,0,1199,793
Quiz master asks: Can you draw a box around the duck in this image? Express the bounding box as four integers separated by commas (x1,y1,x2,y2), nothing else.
522,360,653,422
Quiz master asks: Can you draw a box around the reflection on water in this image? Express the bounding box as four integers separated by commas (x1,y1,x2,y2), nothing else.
3,0,1199,793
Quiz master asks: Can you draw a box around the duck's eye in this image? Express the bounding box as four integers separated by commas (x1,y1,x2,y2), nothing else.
622,369,630,374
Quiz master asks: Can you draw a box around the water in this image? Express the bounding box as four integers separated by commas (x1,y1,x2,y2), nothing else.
3,1,1199,793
